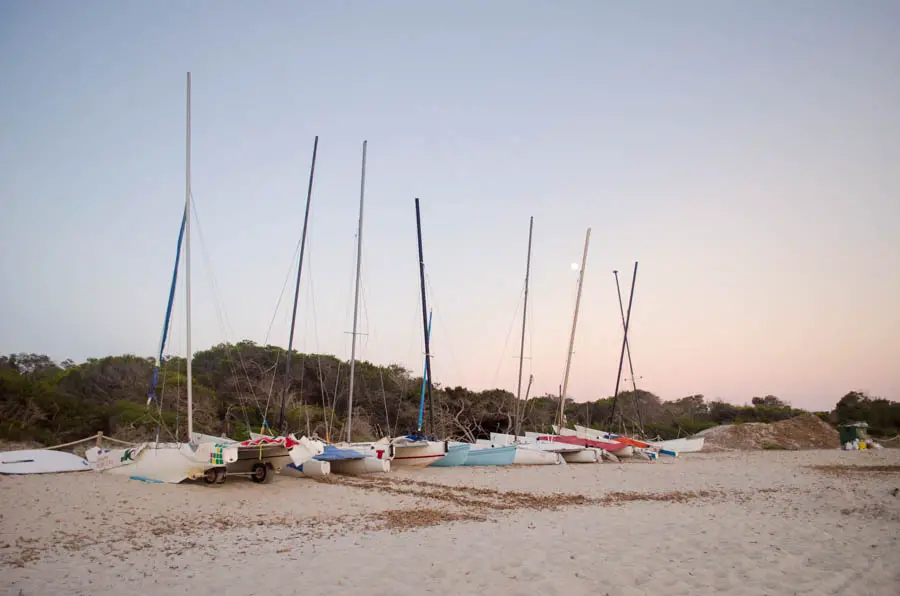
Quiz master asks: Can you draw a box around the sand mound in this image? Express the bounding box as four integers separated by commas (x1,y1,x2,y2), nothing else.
701,414,840,450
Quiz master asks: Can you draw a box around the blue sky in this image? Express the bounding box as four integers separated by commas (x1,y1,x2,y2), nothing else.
1,1,898,410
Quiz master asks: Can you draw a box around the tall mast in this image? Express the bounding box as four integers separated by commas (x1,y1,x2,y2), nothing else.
417,310,433,433
185,72,193,440
415,198,435,437
614,266,642,430
513,216,534,436
557,227,591,430
278,136,319,433
609,261,638,427
346,140,367,443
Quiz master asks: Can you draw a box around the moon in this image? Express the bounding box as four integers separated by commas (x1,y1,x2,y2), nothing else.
570,262,580,271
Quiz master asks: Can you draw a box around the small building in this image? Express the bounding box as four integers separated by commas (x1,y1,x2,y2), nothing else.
838,421,869,445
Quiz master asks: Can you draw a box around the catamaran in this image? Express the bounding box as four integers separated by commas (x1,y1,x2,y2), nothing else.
86,74,237,484
87,74,325,484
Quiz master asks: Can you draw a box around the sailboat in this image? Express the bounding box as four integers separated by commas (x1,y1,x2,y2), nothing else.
570,425,701,454
245,139,381,477
375,198,449,468
464,217,561,466
86,73,240,484
327,150,445,469
490,227,603,464
350,198,451,468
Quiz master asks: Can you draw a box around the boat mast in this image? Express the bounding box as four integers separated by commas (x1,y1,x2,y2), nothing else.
417,310,433,433
278,136,319,433
557,227,591,430
415,198,435,437
613,265,642,431
608,261,638,428
346,140,367,443
513,216,534,437
185,71,193,440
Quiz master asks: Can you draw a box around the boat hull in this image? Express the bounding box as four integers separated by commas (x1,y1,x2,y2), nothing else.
393,441,448,468
430,443,471,467
0,449,91,475
561,448,601,463
283,458,331,478
514,446,563,465
85,441,236,484
347,441,395,461
463,445,516,466
652,437,704,453
331,457,391,474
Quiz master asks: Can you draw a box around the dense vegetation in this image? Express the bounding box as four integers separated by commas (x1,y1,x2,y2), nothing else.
1,344,897,446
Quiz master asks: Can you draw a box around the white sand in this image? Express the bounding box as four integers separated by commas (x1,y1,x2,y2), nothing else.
2,449,899,595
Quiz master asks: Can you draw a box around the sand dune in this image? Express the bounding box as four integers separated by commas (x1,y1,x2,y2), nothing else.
2,450,899,595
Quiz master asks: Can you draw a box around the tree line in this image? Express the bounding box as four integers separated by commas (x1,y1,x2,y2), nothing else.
1,343,897,446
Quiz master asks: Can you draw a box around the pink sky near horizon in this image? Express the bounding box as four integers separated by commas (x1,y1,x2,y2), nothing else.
1,2,898,413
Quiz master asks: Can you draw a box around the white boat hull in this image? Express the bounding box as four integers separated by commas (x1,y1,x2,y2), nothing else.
347,440,395,461
651,437,705,453
514,446,563,465
393,440,447,468
562,447,601,463
85,441,237,484
283,459,331,478
331,457,391,474
0,449,91,475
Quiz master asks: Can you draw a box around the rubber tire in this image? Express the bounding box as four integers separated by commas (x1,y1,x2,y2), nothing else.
251,462,268,483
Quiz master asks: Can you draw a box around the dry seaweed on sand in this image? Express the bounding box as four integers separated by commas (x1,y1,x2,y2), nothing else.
808,464,900,476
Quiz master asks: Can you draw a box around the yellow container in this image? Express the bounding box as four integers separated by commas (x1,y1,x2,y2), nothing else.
859,441,867,450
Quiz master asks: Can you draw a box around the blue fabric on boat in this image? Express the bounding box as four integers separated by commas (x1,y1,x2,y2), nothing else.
313,445,366,462
430,442,470,467
147,210,187,405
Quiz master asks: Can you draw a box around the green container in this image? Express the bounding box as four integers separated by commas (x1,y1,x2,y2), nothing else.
838,423,867,444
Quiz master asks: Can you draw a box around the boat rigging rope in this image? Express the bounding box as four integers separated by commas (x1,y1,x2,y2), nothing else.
190,194,262,432
489,283,525,390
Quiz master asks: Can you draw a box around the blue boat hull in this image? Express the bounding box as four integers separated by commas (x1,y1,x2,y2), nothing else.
462,445,516,466
430,443,471,467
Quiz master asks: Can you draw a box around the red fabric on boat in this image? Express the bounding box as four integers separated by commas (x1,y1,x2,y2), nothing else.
237,436,300,449
537,434,629,452
609,436,650,448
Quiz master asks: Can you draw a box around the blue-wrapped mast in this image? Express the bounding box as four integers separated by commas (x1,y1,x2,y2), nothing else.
416,309,433,433
147,208,187,404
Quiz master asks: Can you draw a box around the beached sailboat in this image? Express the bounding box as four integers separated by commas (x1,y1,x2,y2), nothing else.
487,433,567,465
569,425,681,456
339,166,446,468
86,74,242,484
251,140,385,476
380,199,451,468
463,443,517,466
431,442,472,467
193,431,325,482
652,436,704,452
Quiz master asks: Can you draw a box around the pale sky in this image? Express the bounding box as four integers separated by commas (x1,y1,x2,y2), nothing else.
1,1,898,411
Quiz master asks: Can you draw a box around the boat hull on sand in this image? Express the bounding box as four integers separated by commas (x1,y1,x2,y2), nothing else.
431,442,471,467
561,447,601,463
393,439,448,468
0,449,91,475
283,459,331,478
651,437,705,453
85,441,237,484
536,433,633,457
463,444,516,466
514,446,564,465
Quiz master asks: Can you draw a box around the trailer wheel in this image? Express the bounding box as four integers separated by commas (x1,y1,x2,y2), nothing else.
251,462,269,483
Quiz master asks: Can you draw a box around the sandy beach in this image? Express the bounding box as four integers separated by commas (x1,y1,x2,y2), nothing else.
2,449,899,596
